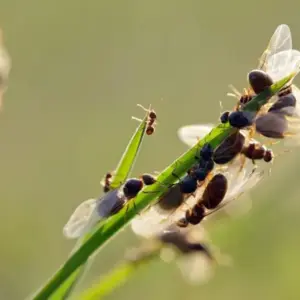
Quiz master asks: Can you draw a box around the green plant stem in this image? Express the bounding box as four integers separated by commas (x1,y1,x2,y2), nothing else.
31,74,294,300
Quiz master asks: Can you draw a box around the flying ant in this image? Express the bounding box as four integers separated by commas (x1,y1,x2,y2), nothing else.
63,173,158,239
177,173,228,228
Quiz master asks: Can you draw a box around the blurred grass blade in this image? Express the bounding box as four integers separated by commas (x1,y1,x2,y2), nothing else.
44,110,150,300
79,252,159,300
81,263,136,300
30,74,293,300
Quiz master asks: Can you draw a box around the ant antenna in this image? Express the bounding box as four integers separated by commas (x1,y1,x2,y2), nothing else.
131,116,143,123
219,101,224,112
228,84,241,97
137,103,152,112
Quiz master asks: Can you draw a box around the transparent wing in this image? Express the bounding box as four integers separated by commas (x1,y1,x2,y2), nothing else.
131,207,167,238
0,29,11,108
217,161,264,215
292,84,300,117
281,86,300,147
258,24,300,83
177,124,214,147
260,24,292,70
265,50,300,82
0,29,11,87
96,188,124,218
176,252,214,284
264,25,292,60
63,198,99,239
131,190,201,238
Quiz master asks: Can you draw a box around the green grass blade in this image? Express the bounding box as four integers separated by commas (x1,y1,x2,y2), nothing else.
44,111,150,300
81,263,135,300
30,74,293,300
79,252,159,300
110,110,150,189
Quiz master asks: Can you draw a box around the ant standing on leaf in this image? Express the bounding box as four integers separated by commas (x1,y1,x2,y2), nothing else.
132,104,157,135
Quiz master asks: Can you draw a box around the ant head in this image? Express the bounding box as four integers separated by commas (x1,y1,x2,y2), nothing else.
228,111,255,129
199,159,214,172
179,176,197,194
220,111,230,124
264,149,274,163
141,174,156,185
149,111,157,119
106,172,112,179
200,143,213,161
194,168,209,182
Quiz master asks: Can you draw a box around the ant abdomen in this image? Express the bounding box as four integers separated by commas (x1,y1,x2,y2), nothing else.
268,93,296,116
248,69,273,94
213,131,245,165
201,174,228,209
185,204,205,225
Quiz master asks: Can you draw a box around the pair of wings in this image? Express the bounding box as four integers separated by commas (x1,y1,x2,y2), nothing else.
258,24,300,83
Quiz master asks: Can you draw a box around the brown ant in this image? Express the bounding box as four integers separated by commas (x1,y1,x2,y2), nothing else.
103,172,113,193
241,142,274,163
177,173,228,228
132,104,157,135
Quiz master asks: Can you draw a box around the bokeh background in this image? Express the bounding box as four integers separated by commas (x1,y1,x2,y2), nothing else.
1,0,300,299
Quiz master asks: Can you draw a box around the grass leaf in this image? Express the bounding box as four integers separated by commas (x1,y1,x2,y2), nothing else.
79,251,159,300
39,110,150,300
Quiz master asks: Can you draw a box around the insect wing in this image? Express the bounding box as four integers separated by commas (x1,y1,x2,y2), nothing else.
96,188,125,217
265,49,300,83
259,24,292,70
63,198,99,239
131,191,200,238
0,30,11,87
292,84,300,117
177,124,214,147
259,25,300,82
221,163,264,215
131,207,169,238
0,29,11,108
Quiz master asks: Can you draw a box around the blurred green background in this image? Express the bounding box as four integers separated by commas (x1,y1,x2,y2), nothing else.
1,0,300,299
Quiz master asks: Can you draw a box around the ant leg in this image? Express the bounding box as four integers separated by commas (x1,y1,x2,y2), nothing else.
132,200,140,216
228,84,241,97
171,171,182,182
239,154,246,173
274,148,291,158
171,159,185,182
123,203,130,223
137,103,151,112
264,139,280,147
131,116,143,122
249,125,256,139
